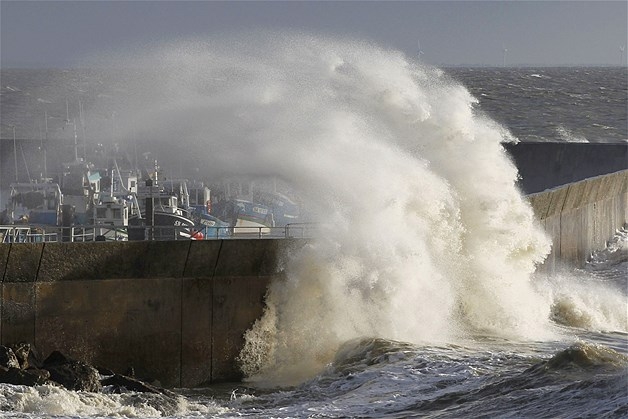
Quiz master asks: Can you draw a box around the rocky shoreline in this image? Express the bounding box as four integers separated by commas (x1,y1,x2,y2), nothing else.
0,343,175,396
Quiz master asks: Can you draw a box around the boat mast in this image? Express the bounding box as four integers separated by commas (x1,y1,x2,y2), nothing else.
20,145,32,184
73,119,79,161
12,125,18,183
43,111,49,179
79,100,87,159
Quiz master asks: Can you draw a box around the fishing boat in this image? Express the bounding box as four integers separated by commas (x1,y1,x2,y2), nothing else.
8,182,63,226
127,163,196,241
177,179,230,239
211,177,273,235
90,165,142,241
59,158,100,225
211,177,302,235
257,190,301,227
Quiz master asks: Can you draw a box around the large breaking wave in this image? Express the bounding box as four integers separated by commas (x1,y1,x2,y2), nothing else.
84,33,625,386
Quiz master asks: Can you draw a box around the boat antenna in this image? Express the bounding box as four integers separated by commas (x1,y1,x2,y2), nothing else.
73,118,79,161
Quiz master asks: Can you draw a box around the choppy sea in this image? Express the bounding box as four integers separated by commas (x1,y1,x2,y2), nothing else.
0,35,626,418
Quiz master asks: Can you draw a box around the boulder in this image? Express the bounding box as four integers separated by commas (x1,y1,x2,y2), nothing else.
9,342,33,369
0,347,20,369
101,373,176,396
43,351,102,392
0,344,177,396
0,366,51,386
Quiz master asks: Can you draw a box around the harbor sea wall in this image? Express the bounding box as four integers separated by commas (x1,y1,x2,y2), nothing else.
0,239,308,387
0,171,626,387
528,169,627,272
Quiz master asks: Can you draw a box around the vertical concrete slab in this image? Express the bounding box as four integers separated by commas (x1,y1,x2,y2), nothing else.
590,173,609,202
622,190,628,228
181,276,213,387
528,192,551,220
538,215,561,273
266,238,311,275
580,179,597,207
211,275,271,382
2,282,37,346
558,208,581,267
214,240,272,277
209,239,308,382
607,170,628,197
582,202,596,261
35,277,183,388
4,243,43,283
0,245,9,281
183,240,222,278
145,241,191,278
546,186,569,218
562,181,587,212
592,199,610,253
0,245,7,339
1,243,42,346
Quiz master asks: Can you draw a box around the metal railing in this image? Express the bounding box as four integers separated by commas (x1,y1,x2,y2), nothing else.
0,223,317,243
0,225,59,243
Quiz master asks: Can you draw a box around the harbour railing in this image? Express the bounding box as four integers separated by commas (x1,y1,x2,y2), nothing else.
0,225,59,243
0,223,317,243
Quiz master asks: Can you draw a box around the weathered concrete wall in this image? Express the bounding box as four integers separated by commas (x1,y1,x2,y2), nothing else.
529,170,628,272
0,239,306,388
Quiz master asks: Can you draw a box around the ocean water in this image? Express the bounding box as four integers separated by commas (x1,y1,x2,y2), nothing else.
0,34,627,418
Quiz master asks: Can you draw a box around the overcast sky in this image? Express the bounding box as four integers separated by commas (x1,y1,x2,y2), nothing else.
1,1,627,68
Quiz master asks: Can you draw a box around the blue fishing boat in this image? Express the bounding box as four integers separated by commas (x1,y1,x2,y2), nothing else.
211,177,301,235
8,182,63,226
184,180,230,239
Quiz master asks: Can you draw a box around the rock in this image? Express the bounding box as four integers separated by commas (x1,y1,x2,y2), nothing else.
0,344,177,397
0,366,51,386
9,342,32,369
0,347,20,369
43,351,102,392
96,365,116,376
101,373,177,397
43,350,71,366
124,366,135,378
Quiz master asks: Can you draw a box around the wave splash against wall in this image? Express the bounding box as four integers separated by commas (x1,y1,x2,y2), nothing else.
90,33,625,387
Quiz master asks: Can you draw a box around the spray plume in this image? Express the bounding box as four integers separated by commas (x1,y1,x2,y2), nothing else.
88,33,555,385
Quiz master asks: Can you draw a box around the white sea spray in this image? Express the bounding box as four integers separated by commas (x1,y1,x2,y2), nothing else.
93,33,556,385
